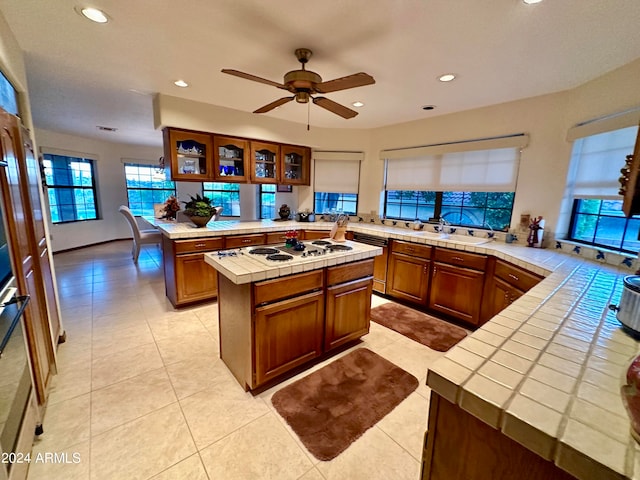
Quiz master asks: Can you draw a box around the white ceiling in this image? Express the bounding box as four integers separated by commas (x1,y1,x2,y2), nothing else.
1,0,639,147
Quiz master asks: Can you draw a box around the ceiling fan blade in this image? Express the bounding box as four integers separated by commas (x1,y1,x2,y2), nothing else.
254,96,295,114
221,69,288,90
312,97,358,119
314,72,375,93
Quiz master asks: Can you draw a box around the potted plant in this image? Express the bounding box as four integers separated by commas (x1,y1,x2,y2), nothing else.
183,194,218,228
161,195,180,220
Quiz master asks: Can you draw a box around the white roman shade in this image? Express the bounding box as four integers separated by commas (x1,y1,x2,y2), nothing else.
383,134,527,192
313,151,362,194
566,106,640,141
567,125,639,199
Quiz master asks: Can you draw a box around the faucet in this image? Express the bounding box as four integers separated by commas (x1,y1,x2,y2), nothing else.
482,222,495,240
438,217,451,238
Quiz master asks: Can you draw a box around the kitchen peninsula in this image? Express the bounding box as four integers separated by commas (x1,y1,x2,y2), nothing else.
153,218,640,480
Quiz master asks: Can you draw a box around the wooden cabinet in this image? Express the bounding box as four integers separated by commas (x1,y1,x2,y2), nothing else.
387,240,431,305
481,259,543,324
251,140,279,184
213,135,250,183
372,246,388,294
325,260,374,351
162,236,224,307
301,229,331,240
429,248,487,326
266,231,289,244
0,111,56,405
163,128,213,181
280,144,310,185
254,290,325,386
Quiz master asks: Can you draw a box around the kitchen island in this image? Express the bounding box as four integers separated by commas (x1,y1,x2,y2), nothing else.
153,218,640,479
203,238,382,390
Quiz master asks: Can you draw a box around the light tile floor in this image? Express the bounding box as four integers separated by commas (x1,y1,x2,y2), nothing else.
27,240,445,480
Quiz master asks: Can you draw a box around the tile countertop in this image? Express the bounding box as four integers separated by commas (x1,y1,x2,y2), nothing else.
157,218,639,479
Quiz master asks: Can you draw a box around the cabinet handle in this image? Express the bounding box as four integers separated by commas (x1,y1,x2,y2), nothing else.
508,273,519,281
452,256,464,262
423,265,428,274
242,239,253,243
195,243,206,248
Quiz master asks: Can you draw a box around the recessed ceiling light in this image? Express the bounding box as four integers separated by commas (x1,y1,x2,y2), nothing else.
174,80,189,88
422,105,436,111
438,73,456,82
77,7,109,23
523,0,543,4
352,101,364,108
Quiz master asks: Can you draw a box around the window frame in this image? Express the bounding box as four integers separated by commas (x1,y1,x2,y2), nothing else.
124,163,176,217
42,153,100,224
202,182,241,217
258,184,276,219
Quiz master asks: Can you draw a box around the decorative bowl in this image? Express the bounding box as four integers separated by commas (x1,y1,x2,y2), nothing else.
187,215,212,228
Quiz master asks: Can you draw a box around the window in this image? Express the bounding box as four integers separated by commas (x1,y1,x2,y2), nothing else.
314,193,358,215
203,182,240,216
385,191,514,230
259,184,276,219
0,70,18,116
313,152,362,216
566,124,639,252
382,135,525,229
124,163,176,216
42,153,98,223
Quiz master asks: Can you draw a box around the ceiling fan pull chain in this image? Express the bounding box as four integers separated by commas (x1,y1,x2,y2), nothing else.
307,101,310,131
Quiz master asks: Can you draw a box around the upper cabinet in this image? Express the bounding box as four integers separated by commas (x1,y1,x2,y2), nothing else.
280,145,310,186
251,141,279,183
162,127,310,185
214,135,250,183
163,128,213,181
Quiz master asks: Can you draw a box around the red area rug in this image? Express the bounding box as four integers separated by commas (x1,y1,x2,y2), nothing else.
271,348,418,461
371,302,467,351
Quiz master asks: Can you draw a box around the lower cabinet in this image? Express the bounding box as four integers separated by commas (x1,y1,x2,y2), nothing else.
302,229,331,240
387,241,431,305
218,259,374,390
163,236,223,307
372,246,388,294
254,291,325,386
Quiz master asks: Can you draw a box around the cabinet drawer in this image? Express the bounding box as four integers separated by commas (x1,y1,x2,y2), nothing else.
266,231,289,244
254,270,324,305
225,234,267,248
390,240,432,259
434,248,487,271
494,260,542,292
174,237,224,254
326,259,374,286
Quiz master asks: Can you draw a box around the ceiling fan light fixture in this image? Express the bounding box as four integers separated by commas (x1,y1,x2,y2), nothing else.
352,101,364,108
438,73,457,82
76,6,109,23
523,0,543,4
174,80,189,88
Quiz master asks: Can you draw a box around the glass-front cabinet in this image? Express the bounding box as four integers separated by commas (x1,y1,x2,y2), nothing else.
280,145,310,185
251,141,279,184
213,135,250,183
164,128,213,181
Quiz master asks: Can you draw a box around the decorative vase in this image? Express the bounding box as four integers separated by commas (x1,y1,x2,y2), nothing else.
187,215,213,228
279,204,291,220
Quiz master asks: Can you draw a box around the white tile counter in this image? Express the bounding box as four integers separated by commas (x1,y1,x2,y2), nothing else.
157,218,639,479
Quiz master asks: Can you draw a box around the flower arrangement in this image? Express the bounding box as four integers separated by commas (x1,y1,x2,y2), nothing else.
162,195,180,220
183,194,217,218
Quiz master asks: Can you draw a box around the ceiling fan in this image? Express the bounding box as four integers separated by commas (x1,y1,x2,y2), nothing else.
221,48,375,119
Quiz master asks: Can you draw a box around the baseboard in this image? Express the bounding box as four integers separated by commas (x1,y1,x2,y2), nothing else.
52,238,132,255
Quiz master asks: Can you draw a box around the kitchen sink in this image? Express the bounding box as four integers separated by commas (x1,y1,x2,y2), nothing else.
411,231,494,245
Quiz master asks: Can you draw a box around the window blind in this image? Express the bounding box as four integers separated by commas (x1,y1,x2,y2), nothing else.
313,151,362,194
383,135,527,192
567,125,638,199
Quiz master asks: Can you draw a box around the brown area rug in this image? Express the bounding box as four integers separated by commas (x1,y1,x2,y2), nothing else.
371,303,467,352
271,348,418,461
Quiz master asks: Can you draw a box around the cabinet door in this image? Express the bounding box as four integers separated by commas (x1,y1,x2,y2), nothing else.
164,128,214,181
280,145,310,185
213,135,250,182
429,262,485,325
325,277,373,351
251,141,279,183
387,253,430,305
254,290,324,386
481,277,524,325
175,252,218,304
302,230,331,240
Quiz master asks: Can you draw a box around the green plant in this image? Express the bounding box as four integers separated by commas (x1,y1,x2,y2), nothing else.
182,194,217,218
